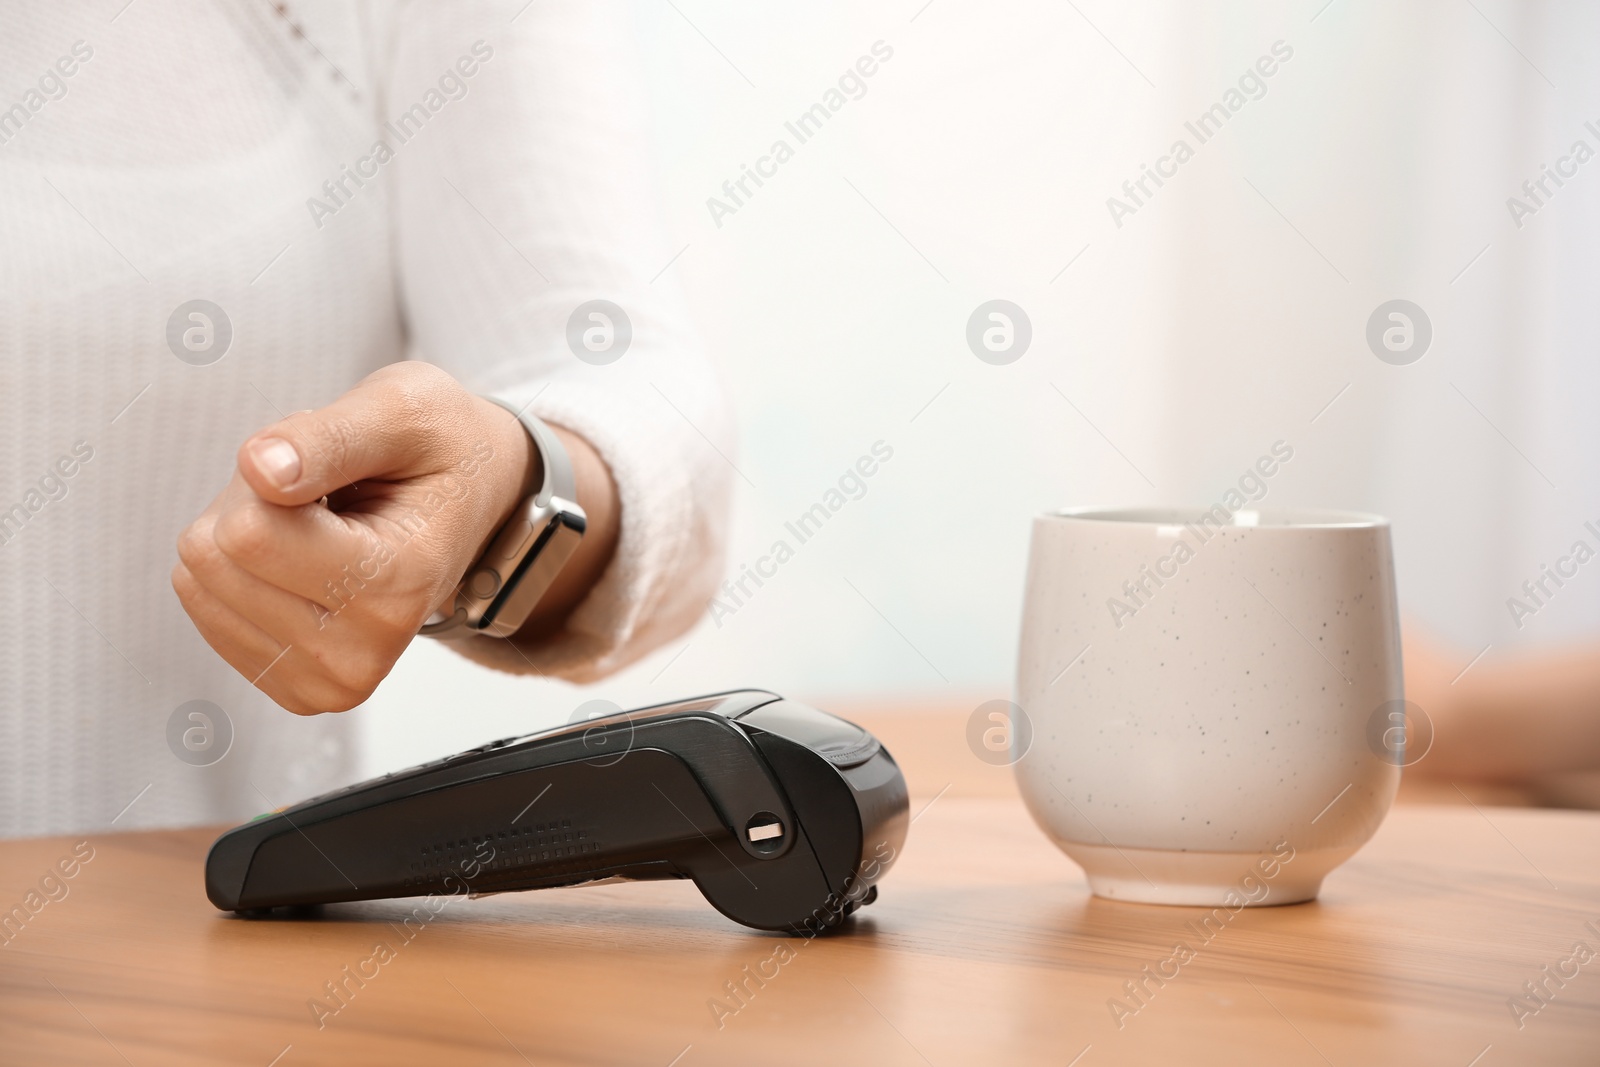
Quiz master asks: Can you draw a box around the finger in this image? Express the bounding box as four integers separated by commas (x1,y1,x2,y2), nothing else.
206,494,377,607
177,473,355,614
171,561,295,690
183,546,405,707
173,561,362,715
187,468,260,533
210,495,439,635
177,522,330,638
238,362,472,506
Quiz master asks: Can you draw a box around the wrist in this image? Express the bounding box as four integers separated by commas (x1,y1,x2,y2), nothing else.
472,395,542,558
441,396,618,642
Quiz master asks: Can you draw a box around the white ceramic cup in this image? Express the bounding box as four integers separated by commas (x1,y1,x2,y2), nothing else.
1014,506,1404,906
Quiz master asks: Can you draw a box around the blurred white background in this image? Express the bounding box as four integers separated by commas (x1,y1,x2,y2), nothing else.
360,0,1600,776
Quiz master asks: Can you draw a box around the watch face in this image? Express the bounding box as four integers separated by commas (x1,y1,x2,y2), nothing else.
470,499,587,637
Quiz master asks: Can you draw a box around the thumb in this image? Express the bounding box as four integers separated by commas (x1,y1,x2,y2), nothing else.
238,363,465,506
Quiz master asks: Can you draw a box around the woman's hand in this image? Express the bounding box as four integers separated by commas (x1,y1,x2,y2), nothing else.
172,361,617,714
1403,621,1600,783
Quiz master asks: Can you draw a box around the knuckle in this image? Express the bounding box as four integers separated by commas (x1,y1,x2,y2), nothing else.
364,592,425,644
327,689,367,714
303,681,359,715
384,362,434,405
394,359,455,395
170,561,197,601
388,363,464,433
350,646,396,697
280,699,320,717
275,660,362,715
273,682,326,717
212,503,275,564
310,642,390,708
176,521,220,573
319,678,370,713
342,649,392,697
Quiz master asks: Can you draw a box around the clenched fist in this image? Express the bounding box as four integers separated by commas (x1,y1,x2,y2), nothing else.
173,362,617,714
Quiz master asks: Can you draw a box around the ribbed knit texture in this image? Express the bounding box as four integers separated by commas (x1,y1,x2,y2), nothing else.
0,1,731,837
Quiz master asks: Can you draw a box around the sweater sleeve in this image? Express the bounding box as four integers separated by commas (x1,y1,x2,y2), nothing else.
380,1,732,681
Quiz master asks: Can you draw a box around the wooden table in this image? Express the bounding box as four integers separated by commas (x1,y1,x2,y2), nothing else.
4,710,1598,1066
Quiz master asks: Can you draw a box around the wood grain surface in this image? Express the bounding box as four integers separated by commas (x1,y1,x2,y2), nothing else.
3,712,1597,1065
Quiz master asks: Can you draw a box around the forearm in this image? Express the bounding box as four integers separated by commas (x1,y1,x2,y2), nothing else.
386,4,730,680
1435,644,1600,781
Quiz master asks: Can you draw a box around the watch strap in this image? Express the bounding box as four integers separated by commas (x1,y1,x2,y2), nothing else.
483,395,576,508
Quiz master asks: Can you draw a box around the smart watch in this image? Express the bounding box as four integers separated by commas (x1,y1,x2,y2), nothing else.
420,397,587,639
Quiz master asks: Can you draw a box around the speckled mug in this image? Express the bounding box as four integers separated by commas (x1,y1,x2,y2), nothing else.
1014,507,1403,906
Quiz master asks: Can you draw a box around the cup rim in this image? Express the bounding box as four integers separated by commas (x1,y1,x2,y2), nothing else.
1043,505,1389,529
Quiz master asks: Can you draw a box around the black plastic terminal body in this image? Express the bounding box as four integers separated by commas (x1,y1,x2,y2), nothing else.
205,691,909,933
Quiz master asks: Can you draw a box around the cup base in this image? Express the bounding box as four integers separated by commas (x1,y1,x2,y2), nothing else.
1058,841,1358,906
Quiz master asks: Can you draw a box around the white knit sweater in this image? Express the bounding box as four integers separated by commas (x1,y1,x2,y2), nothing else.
0,1,731,837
